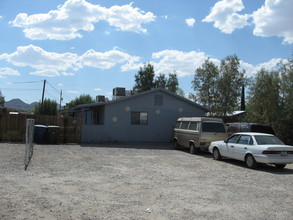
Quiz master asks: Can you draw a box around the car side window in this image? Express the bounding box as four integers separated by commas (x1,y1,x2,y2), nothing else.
175,122,181,128
238,135,251,145
180,122,190,129
189,122,199,131
227,135,240,143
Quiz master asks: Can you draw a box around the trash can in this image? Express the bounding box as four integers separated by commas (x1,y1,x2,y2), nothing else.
34,125,47,144
47,126,60,144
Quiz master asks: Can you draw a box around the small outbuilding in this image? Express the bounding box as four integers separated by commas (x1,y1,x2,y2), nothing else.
73,88,209,143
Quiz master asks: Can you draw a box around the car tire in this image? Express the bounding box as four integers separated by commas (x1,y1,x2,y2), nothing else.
174,140,179,150
245,154,258,169
274,164,286,169
190,143,199,154
213,148,222,160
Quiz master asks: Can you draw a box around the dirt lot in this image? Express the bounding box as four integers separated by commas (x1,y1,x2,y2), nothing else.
1,143,293,220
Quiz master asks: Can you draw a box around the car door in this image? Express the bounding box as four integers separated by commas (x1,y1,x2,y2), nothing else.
222,134,240,158
233,135,252,160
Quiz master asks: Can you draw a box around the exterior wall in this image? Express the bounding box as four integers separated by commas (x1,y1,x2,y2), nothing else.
81,90,206,143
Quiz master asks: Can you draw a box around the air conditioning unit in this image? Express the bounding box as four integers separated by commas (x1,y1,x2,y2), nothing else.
96,95,105,103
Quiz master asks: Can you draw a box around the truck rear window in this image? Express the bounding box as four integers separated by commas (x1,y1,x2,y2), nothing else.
202,122,226,132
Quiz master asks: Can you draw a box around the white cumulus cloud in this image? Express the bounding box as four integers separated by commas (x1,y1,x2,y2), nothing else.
0,67,20,78
202,0,250,33
252,0,293,44
185,18,196,27
0,44,79,72
152,50,215,77
0,44,140,77
10,0,155,40
80,49,134,69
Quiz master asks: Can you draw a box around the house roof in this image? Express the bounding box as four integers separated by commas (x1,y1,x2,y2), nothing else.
72,88,209,112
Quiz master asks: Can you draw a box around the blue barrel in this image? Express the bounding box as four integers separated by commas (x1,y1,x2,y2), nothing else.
34,125,47,144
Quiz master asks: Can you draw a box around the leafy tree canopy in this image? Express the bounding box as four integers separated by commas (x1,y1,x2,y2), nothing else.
133,63,181,95
33,98,58,115
133,63,155,93
67,94,95,109
0,90,4,108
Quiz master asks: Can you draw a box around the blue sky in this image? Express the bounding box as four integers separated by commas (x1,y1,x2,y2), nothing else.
0,0,292,104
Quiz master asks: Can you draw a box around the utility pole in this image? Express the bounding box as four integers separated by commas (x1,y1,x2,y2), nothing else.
59,90,63,110
41,79,46,114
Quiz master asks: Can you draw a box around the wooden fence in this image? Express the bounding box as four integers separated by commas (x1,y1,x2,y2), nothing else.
0,113,82,144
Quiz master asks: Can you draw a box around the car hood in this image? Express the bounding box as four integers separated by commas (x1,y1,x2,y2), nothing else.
210,140,225,145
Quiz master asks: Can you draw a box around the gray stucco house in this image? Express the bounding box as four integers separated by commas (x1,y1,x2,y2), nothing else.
73,88,209,143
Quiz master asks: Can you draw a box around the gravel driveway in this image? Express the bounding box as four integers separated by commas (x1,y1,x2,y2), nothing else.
1,143,293,220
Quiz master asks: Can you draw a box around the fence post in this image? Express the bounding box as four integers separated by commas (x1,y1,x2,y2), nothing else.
24,119,35,171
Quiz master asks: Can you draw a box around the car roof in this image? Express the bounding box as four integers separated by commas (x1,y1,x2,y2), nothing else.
233,132,274,136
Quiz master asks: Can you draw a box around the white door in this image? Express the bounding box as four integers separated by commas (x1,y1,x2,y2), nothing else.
223,134,240,158
233,135,252,160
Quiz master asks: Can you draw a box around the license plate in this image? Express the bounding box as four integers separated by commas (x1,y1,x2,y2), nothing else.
281,151,287,156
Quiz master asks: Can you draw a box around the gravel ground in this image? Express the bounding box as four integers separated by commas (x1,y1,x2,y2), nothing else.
1,142,293,220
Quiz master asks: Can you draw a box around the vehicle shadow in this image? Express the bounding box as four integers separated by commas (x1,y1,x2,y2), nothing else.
175,147,213,158
215,158,293,175
176,147,293,174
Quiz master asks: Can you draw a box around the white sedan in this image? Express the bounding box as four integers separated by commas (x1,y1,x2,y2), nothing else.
209,132,293,169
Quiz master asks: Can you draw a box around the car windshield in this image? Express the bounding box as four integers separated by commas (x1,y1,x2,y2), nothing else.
254,135,284,145
202,122,226,132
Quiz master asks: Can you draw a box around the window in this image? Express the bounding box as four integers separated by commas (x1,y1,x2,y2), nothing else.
202,122,226,132
175,122,181,128
254,135,283,145
180,122,189,129
227,135,240,143
154,95,163,106
131,112,148,125
238,135,251,145
189,122,199,131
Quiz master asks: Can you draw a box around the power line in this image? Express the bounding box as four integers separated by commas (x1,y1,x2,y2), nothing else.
0,88,40,91
46,80,60,94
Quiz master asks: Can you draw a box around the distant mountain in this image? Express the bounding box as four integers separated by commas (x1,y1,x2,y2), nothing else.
4,99,37,111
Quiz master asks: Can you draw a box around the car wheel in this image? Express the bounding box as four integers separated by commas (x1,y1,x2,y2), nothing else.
174,140,179,150
275,164,286,169
245,154,258,169
213,148,222,160
190,144,195,154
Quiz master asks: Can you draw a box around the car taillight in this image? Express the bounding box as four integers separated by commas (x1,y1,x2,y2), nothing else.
262,151,281,154
288,151,293,154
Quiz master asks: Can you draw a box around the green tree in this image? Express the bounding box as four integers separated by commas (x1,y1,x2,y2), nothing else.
0,90,4,108
166,72,179,93
67,94,95,109
279,58,293,122
133,63,155,93
215,55,245,117
275,58,293,144
33,98,58,115
246,69,280,125
192,58,219,109
154,73,167,88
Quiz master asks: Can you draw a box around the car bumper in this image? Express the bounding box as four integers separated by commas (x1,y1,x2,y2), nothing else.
254,155,293,164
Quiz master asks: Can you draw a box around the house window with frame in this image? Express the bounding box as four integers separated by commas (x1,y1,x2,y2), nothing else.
131,112,148,125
